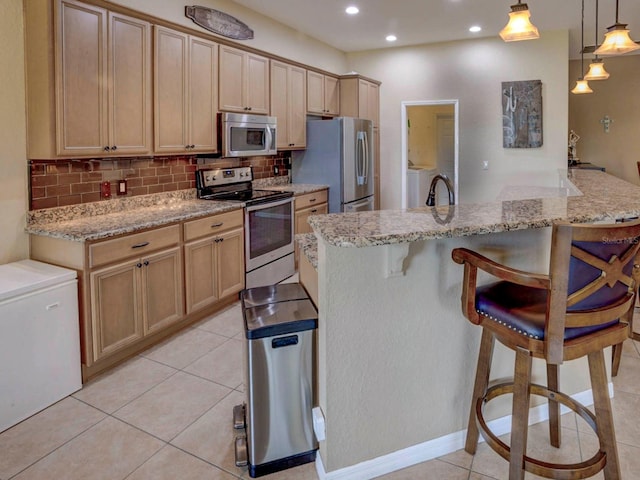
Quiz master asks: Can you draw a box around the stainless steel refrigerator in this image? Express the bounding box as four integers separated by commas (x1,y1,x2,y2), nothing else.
292,117,375,213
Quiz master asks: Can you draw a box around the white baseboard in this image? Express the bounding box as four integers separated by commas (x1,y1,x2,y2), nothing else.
315,384,613,480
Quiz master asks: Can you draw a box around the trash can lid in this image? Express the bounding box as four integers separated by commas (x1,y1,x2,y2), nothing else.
240,283,309,308
243,298,318,339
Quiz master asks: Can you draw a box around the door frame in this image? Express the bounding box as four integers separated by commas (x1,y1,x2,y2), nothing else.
401,100,459,209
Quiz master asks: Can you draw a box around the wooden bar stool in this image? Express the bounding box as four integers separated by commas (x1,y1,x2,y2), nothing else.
452,219,640,479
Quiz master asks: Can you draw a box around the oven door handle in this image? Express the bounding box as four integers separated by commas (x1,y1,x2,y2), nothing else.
244,196,293,212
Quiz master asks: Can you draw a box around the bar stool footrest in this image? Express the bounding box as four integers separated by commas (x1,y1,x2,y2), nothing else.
476,381,607,479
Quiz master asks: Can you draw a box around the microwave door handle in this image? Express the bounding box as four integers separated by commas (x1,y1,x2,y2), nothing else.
265,125,274,151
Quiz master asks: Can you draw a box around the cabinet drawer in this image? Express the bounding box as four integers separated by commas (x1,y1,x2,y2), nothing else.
89,224,180,268
183,209,243,242
295,190,328,210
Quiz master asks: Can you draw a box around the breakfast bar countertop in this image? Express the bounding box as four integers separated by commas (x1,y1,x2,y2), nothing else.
308,170,640,248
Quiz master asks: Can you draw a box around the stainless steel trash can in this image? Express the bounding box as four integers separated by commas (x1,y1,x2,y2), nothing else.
236,283,318,477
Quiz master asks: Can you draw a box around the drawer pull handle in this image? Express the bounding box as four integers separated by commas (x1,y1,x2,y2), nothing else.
132,242,150,249
211,222,224,228
309,198,316,202
311,209,317,213
46,302,60,310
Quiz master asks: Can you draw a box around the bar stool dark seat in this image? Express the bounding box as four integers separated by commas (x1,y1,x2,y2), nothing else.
452,219,640,479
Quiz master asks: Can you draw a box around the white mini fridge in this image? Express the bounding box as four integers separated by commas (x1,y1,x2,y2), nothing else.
0,260,82,433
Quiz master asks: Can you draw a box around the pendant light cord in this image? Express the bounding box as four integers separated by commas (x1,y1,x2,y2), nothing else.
580,0,585,75
595,0,599,59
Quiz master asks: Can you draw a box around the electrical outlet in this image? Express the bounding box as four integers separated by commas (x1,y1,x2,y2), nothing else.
100,181,111,199
482,161,489,170
117,179,127,195
273,165,279,175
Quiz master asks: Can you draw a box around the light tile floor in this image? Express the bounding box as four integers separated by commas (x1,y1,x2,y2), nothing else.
1,303,640,480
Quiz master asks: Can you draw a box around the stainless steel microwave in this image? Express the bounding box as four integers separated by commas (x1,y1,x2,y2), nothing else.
219,112,277,157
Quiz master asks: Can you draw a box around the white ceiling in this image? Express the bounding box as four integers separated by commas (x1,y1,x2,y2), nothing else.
230,0,640,59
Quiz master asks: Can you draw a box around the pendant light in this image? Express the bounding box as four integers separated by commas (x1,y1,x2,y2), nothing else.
572,0,593,94
595,0,640,55
585,0,610,80
499,1,540,42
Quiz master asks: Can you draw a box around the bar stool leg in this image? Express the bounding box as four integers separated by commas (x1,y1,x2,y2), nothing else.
510,347,532,480
546,363,561,448
588,350,621,480
465,329,495,455
611,343,622,377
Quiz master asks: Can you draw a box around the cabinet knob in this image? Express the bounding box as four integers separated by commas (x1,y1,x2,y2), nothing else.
190,144,195,149
143,260,149,266
104,146,110,151
111,146,117,151
136,262,142,268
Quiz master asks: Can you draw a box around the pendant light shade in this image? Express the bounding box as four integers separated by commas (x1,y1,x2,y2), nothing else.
572,0,593,95
499,2,540,42
571,79,594,94
584,59,610,80
595,24,640,55
595,0,639,55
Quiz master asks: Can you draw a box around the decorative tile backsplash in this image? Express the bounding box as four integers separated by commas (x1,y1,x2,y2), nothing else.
29,152,291,210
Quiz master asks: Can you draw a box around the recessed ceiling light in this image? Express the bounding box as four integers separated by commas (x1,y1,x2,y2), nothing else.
469,25,482,33
386,35,397,42
345,6,359,15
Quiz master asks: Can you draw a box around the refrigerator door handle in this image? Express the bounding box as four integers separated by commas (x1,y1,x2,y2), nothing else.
356,131,367,185
363,131,369,185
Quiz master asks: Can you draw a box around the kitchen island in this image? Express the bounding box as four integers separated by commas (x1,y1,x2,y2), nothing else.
303,169,640,479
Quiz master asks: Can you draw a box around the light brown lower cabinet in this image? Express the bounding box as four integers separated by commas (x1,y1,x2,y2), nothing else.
90,246,183,360
184,224,244,314
294,190,328,266
30,208,245,382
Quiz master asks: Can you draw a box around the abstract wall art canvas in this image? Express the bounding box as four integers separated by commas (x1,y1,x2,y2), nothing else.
502,80,543,148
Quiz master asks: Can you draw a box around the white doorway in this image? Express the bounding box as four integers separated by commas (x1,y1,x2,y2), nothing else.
401,100,459,209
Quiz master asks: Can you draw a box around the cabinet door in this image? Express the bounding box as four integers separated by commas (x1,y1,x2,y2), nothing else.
288,65,307,148
246,52,270,114
358,79,379,127
184,237,218,314
154,27,189,153
324,75,340,116
108,13,151,155
189,36,218,152
295,203,328,235
270,61,289,149
307,71,325,115
142,247,184,335
217,228,245,298
55,0,108,156
90,259,142,361
219,45,245,112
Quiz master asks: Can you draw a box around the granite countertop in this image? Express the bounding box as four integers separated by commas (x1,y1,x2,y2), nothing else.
308,170,640,248
267,183,329,195
295,233,318,269
26,182,330,242
26,190,243,242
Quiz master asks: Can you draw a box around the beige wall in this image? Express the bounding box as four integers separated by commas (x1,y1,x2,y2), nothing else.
0,0,29,264
569,55,640,185
347,30,570,207
109,0,348,74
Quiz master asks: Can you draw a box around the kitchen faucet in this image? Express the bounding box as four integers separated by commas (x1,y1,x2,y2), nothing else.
426,174,455,206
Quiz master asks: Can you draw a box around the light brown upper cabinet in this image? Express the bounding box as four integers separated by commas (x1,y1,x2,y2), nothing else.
154,26,218,154
25,0,152,158
270,61,307,150
307,71,340,116
340,76,380,127
219,45,270,114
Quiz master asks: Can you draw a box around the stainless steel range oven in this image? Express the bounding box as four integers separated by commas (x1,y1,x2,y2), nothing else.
196,167,295,288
